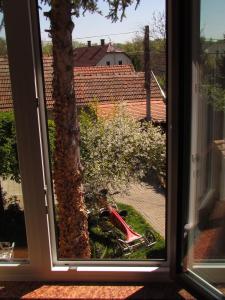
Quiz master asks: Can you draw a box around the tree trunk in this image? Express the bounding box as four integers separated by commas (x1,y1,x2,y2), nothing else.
0,181,4,219
49,0,90,259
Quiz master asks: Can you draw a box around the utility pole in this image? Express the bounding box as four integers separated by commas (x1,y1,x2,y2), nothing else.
144,25,151,121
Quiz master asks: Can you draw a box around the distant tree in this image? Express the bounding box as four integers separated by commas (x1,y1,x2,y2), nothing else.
200,37,217,84
118,38,166,88
118,35,143,71
116,11,166,89
217,54,225,88
0,37,7,55
200,38,225,112
42,41,52,55
0,112,19,219
42,40,86,55
150,39,166,90
0,112,55,216
203,84,225,112
0,112,20,182
151,11,166,40
150,11,166,89
72,40,86,48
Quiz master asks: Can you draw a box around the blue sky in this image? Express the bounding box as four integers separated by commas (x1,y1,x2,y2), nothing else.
201,0,225,40
1,1,225,43
39,0,165,44
0,13,4,38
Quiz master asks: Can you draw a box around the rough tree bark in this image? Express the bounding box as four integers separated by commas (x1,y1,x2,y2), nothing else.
0,182,4,220
49,0,90,259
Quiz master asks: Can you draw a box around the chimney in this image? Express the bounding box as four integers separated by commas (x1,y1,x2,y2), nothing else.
100,39,105,46
87,41,91,47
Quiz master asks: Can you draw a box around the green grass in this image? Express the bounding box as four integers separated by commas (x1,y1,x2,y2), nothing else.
89,202,166,260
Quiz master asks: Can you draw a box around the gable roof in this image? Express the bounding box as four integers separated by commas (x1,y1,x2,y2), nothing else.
0,56,166,122
73,43,126,67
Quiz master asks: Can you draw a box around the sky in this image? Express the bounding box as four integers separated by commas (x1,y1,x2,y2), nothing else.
39,0,165,44
0,13,4,38
201,0,225,40
1,1,225,43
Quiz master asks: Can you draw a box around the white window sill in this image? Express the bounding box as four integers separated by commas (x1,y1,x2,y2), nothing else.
51,266,159,272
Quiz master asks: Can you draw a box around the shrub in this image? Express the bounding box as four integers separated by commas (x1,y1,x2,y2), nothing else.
0,108,166,199
80,105,166,194
0,111,20,182
202,84,225,112
0,112,56,182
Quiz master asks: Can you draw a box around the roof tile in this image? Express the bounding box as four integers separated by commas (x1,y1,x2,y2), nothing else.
0,56,166,122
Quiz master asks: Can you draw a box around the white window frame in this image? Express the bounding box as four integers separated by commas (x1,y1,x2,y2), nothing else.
183,0,225,289
0,0,179,281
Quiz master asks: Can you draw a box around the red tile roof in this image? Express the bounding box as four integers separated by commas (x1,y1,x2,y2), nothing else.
73,43,125,67
0,57,13,111
97,101,166,122
73,73,162,103
0,56,166,122
74,64,135,76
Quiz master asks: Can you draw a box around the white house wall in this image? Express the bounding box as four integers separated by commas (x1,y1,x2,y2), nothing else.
97,53,132,66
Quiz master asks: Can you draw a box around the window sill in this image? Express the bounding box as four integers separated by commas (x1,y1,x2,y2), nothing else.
52,266,159,272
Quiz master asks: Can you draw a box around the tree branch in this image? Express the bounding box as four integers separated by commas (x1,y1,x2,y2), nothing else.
40,0,140,22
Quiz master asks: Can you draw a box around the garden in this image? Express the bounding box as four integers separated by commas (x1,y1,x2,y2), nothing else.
0,105,166,260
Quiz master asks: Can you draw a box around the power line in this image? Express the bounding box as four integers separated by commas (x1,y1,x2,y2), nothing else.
125,50,165,54
75,31,140,40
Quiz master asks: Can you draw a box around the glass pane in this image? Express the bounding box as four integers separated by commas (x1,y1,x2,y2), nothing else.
0,11,28,261
38,0,167,261
184,0,225,295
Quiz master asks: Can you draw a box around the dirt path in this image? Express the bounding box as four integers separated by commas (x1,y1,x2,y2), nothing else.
114,183,166,238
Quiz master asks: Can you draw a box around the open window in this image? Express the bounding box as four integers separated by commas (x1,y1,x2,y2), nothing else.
0,0,169,281
37,0,167,265
174,1,225,298
1,1,224,298
0,10,28,263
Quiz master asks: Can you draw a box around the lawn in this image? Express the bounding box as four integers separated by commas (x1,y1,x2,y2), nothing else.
89,202,166,260
0,199,165,261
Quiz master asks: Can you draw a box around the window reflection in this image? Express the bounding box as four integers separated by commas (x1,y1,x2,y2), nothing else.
185,0,225,295
0,12,28,261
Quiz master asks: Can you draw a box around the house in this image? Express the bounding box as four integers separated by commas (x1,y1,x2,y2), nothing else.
0,56,166,123
73,39,132,67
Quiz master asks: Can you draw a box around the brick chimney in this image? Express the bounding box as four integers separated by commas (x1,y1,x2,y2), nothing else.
100,39,105,46
87,41,91,47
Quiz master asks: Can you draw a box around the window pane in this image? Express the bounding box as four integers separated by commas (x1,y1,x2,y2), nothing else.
38,0,167,261
0,11,28,261
185,0,225,295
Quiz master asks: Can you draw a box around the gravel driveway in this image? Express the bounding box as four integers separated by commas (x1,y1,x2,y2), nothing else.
114,183,166,238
